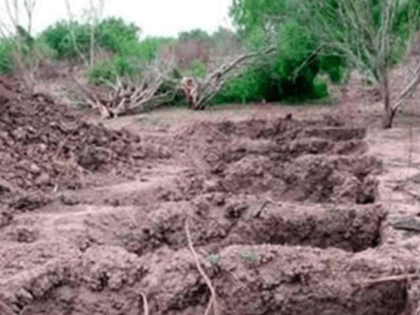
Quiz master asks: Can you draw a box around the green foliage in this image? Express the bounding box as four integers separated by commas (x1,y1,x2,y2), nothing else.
0,39,14,74
178,29,211,42
96,17,140,54
16,25,35,53
188,59,207,78
40,17,143,60
39,15,175,78
289,0,420,82
86,59,115,84
171,68,183,79
227,0,419,105
86,55,143,85
0,26,49,75
134,37,173,60
219,2,342,104
319,56,347,84
39,17,175,86
40,21,90,59
215,50,329,104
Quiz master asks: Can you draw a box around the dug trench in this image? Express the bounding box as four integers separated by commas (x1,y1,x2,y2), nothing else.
0,86,418,315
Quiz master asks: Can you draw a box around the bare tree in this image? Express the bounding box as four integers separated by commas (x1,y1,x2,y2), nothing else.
63,0,105,66
63,0,89,66
85,0,105,66
293,0,420,128
23,0,35,34
2,0,38,92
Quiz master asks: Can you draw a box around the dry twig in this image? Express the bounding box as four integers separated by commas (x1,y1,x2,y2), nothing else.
140,292,149,315
185,218,220,315
194,46,276,109
361,273,419,287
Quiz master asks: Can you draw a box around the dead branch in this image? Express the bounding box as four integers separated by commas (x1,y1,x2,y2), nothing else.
23,0,35,33
185,218,220,315
64,0,89,66
393,58,420,111
361,273,419,287
140,292,149,315
194,46,276,109
86,0,105,66
2,0,38,92
82,58,179,118
72,47,276,118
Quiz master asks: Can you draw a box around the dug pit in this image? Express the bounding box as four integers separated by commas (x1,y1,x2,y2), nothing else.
0,92,415,315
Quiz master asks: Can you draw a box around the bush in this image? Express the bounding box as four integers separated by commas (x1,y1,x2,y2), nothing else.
214,51,329,105
96,17,140,54
0,39,14,74
213,18,344,105
41,21,91,60
40,17,142,61
86,55,143,85
214,62,269,104
134,37,173,61
178,29,211,43
188,59,207,77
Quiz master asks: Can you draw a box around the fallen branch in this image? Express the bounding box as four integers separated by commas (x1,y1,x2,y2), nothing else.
77,58,179,118
185,218,220,315
194,46,277,109
72,47,277,117
140,292,149,315
361,273,419,287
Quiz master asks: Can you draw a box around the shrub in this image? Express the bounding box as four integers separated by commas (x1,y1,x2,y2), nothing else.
40,17,142,61
178,29,211,43
189,59,207,78
0,39,14,74
134,37,173,61
41,21,91,60
214,51,328,105
86,55,143,85
96,17,140,54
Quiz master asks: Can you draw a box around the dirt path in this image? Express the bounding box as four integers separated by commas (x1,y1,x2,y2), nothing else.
1,73,420,314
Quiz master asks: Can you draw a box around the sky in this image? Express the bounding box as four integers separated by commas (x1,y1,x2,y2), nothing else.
0,0,234,38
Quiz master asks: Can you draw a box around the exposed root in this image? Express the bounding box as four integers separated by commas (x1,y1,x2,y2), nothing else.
361,273,419,287
185,218,220,315
140,292,149,315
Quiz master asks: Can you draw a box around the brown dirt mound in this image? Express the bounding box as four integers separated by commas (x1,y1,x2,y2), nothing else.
178,118,382,204
0,79,170,211
116,199,384,255
1,90,417,315
1,244,415,315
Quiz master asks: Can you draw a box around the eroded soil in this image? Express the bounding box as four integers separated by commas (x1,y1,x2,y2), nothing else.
1,73,420,315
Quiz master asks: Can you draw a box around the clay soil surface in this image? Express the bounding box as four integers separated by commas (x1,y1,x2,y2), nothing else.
1,73,420,315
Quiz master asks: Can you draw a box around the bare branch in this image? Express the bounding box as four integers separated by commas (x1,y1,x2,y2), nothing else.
140,292,149,315
64,0,89,66
193,46,276,109
185,218,220,315
361,273,418,287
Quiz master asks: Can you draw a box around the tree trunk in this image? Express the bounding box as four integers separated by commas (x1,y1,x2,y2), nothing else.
381,69,396,129
382,100,396,129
